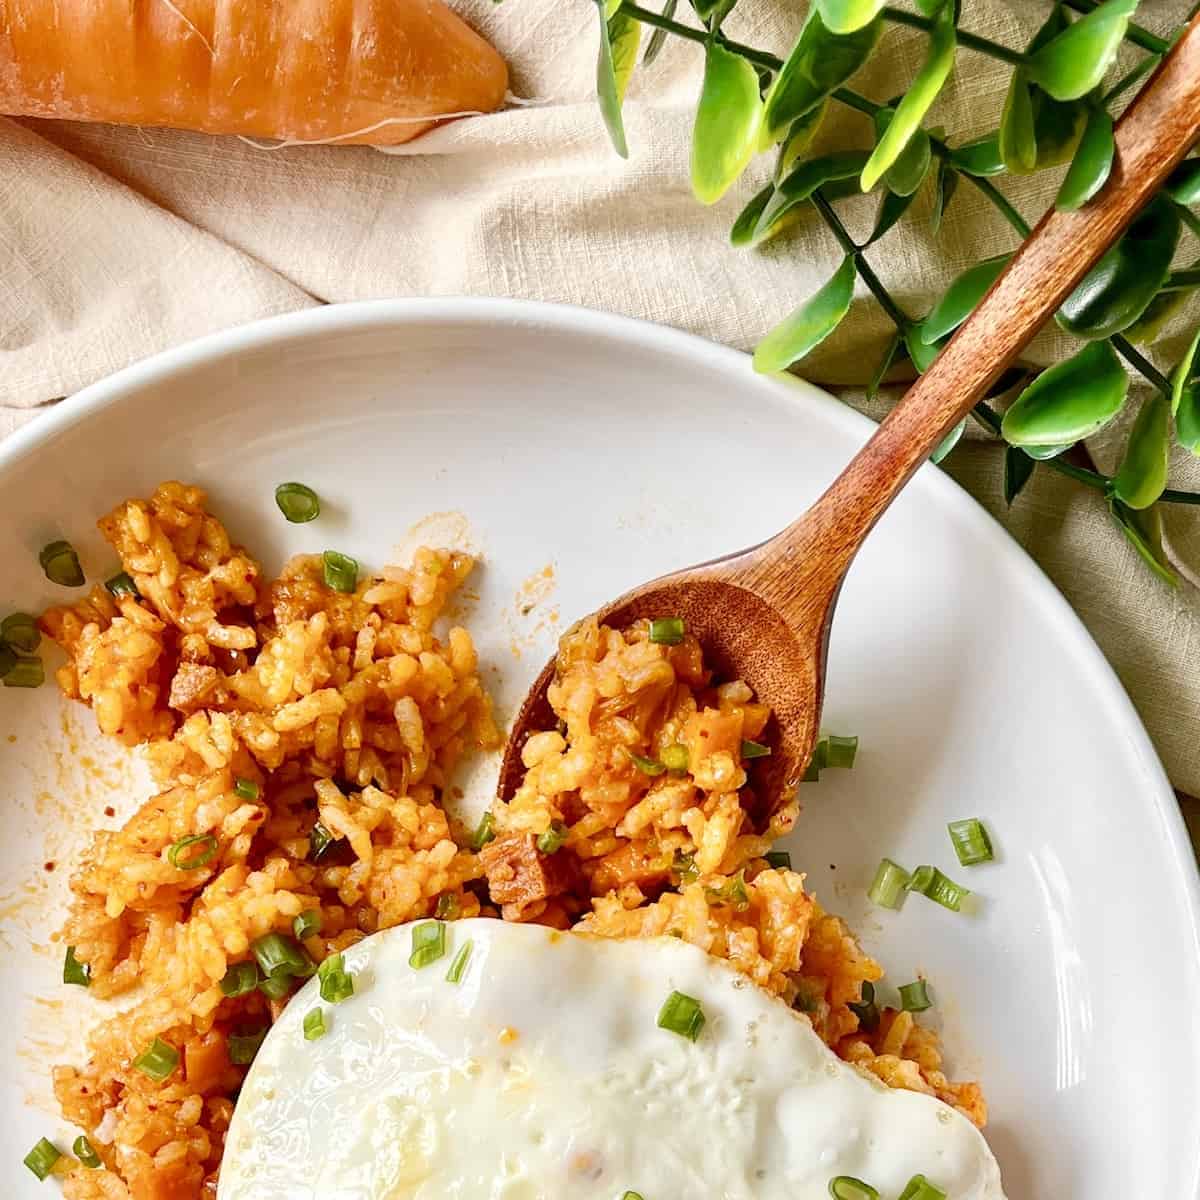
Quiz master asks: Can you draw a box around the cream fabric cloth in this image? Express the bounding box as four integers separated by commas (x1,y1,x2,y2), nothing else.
2,1,1199,790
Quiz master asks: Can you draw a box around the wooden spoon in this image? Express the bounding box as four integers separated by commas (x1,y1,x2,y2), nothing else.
498,17,1200,816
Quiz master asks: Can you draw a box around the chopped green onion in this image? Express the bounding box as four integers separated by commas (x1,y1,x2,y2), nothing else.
536,821,568,855
897,1175,946,1200
804,733,859,781
740,739,771,760
626,749,665,776
293,909,321,941
867,858,910,909
847,981,879,1032
219,960,261,997
3,654,44,688
648,617,685,645
671,849,698,884
446,939,474,984
906,865,971,912
252,932,314,979
469,811,496,851
0,642,14,680
622,1193,645,1200
322,550,358,594
657,990,705,1041
899,979,932,1013
660,743,689,772
72,1136,101,1169
274,482,321,524
1,612,40,653
435,892,461,920
258,973,293,1001
947,818,993,866
234,777,260,801
764,850,791,870
23,1138,61,1181
167,833,218,871
704,870,749,910
303,1007,327,1041
133,1037,179,1082
409,921,446,969
39,540,84,587
63,946,90,988
829,1178,879,1200
228,1028,267,1065
317,953,355,1003
309,820,336,861
793,983,820,1013
105,570,139,598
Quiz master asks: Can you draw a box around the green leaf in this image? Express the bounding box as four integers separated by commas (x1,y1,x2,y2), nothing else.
920,254,1010,344
874,108,931,197
1056,107,1114,211
1126,288,1194,345
730,182,774,247
1027,0,1138,102
816,0,885,35
775,101,828,180
1172,327,1200,453
763,11,880,145
753,151,871,243
609,8,642,103
867,331,902,401
1032,93,1087,169
693,0,736,23
1166,159,1200,206
904,324,944,373
1058,195,1181,339
999,70,1038,174
949,133,1005,177
594,0,628,158
753,254,856,373
868,188,918,245
691,40,763,205
641,0,678,66
1113,394,1170,509
1109,497,1176,586
1022,441,1074,460
1002,341,1128,446
914,0,948,12
930,158,959,234
1004,446,1036,505
931,418,966,463
860,6,955,192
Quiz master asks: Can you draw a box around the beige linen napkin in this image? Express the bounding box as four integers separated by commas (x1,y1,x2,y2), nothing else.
2,1,1199,790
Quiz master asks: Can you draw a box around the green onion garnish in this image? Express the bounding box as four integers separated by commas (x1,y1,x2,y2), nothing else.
322,550,358,594
1,612,40,653
304,1007,327,1041
446,939,474,984
622,1193,645,1200
671,849,698,884
897,1175,946,1200
648,617,685,645
39,540,84,587
847,980,880,1033
3,654,44,688
657,990,705,1041
133,1037,179,1082
829,1178,879,1200
309,820,336,862
63,946,90,988
740,739,771,760
234,777,260,801
626,749,665,776
435,892,461,920
867,858,910,909
167,833,218,870
947,817,993,866
274,482,321,524
317,952,354,1003
73,1136,101,1169
906,865,971,912
764,850,791,870
0,642,14,680
804,733,859,781
660,743,689,772
228,1028,267,1065
899,978,932,1013
469,811,496,851
704,871,749,910
536,821,568,855
252,932,314,979
409,921,446,969
104,570,139,598
219,960,261,997
258,974,293,1001
23,1138,61,1181
293,909,321,941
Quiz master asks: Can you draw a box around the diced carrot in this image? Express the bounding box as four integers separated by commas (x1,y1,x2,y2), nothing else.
184,1031,230,1095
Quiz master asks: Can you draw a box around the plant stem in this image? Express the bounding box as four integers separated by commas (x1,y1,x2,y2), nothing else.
1103,53,1159,105
1162,268,1200,292
618,1,783,70
1112,335,1173,396
811,191,912,331
1059,0,1169,55
881,7,1027,66
832,88,883,118
1174,201,1200,240
962,173,1031,237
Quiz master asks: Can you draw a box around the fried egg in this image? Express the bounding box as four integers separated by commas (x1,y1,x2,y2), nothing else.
218,919,1006,1200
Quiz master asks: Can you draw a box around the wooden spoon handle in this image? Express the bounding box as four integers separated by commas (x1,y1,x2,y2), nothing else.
768,13,1200,587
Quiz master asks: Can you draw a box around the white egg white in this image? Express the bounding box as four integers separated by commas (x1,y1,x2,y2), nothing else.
218,919,1006,1200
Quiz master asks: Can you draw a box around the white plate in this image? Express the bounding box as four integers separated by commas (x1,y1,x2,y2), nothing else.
1,300,1197,1198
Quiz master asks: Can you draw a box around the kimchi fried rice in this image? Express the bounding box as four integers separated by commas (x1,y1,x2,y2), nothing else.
32,481,983,1198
